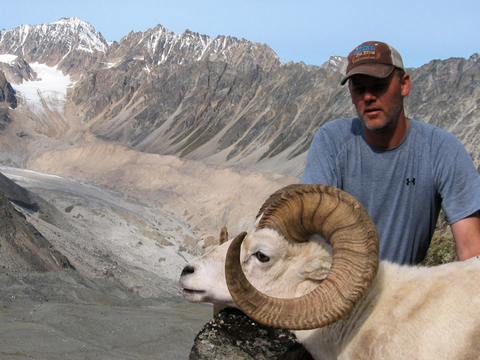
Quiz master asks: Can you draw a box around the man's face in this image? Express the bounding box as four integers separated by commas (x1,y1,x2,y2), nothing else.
348,70,410,133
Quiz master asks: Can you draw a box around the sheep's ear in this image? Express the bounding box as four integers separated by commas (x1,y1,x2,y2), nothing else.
219,226,228,245
301,257,331,281
214,226,229,316
300,236,333,281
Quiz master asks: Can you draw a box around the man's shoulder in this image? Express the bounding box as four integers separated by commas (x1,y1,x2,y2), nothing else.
320,117,362,138
323,117,360,129
409,119,460,148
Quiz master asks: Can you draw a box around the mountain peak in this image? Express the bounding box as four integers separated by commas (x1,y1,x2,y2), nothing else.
55,16,83,25
0,17,109,64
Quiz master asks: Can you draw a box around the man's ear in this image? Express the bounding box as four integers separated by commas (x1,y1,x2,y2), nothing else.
348,80,355,104
401,73,411,97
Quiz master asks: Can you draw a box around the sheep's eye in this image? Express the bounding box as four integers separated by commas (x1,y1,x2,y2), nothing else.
255,251,270,263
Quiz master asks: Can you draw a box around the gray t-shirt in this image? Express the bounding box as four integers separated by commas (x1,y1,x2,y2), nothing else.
301,118,480,264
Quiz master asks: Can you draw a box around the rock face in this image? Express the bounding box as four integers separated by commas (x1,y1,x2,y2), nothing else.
0,68,18,135
189,308,314,360
0,70,16,108
0,171,74,272
0,189,73,272
0,55,37,84
78,59,351,177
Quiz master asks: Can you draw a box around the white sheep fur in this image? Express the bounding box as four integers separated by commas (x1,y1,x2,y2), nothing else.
180,226,480,360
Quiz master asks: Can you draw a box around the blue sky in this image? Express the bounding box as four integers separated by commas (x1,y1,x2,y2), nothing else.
1,0,479,69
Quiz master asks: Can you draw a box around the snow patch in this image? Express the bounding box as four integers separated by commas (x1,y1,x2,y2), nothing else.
0,54,18,64
11,63,73,112
104,61,119,69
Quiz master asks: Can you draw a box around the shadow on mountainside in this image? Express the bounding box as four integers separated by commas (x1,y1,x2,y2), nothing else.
0,172,74,272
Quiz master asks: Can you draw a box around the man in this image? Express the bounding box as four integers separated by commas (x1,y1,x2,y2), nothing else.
301,41,480,264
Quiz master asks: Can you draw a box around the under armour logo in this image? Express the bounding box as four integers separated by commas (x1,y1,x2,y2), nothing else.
406,178,416,186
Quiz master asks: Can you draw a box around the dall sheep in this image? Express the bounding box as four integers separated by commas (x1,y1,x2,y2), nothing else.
180,184,480,360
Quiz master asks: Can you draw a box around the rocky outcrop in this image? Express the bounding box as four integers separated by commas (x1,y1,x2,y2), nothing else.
0,55,37,84
0,189,74,272
0,70,16,133
0,172,73,231
0,171,74,272
190,308,313,360
0,70,16,108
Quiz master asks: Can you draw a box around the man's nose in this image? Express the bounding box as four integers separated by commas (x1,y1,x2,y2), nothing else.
363,89,376,102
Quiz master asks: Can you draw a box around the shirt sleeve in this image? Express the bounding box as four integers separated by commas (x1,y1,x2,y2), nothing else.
433,130,480,224
301,126,338,186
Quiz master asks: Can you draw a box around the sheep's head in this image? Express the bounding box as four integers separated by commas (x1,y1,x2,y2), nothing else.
180,226,333,306
180,227,234,307
180,184,379,331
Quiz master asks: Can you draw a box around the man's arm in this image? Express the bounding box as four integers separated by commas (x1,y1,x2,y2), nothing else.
450,211,480,260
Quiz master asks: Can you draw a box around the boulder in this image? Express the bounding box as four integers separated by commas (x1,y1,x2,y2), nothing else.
190,308,313,360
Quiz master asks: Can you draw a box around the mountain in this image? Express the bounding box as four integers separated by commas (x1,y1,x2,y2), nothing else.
0,17,108,68
0,172,73,272
0,17,479,177
406,54,480,165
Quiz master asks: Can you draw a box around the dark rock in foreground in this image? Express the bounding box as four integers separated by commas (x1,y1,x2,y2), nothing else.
190,308,313,360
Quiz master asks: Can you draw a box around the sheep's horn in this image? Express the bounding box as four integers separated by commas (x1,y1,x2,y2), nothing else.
225,184,379,330
254,184,308,220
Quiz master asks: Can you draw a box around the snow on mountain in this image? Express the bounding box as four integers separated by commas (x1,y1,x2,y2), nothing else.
146,26,211,65
11,62,73,112
0,54,18,65
1,17,282,76
52,16,110,53
320,55,347,73
107,23,282,72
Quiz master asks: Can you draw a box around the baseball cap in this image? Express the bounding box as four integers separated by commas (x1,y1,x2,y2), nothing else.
341,41,404,85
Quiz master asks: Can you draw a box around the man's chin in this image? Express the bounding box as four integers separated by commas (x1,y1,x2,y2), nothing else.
361,116,395,133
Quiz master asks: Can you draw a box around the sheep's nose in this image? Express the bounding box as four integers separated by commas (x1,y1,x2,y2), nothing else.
181,265,195,277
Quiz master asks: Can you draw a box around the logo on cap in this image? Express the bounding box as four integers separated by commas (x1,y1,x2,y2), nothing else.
352,45,381,63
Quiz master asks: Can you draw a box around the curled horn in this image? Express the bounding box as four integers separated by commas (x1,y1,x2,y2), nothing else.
225,184,379,330
254,184,308,220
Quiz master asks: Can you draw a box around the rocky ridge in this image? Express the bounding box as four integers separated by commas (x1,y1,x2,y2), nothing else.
1,18,479,176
